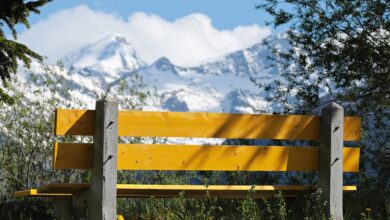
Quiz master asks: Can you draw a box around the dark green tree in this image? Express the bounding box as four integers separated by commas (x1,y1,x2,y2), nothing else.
256,0,389,113
256,0,390,218
0,0,51,103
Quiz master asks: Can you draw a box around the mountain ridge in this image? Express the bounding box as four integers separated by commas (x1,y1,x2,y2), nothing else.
23,34,283,113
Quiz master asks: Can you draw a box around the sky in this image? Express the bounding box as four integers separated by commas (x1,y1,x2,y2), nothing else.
17,0,280,66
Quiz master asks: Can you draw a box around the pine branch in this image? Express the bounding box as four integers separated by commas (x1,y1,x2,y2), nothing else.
0,0,50,102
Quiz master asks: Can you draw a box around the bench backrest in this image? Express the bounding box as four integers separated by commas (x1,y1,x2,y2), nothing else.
53,109,361,172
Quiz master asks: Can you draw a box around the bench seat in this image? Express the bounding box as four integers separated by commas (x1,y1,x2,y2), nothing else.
14,184,357,199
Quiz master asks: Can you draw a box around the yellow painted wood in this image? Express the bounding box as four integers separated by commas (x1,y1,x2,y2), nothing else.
52,143,92,169
116,184,357,198
117,112,321,140
55,109,361,141
37,183,89,194
13,189,71,197
14,189,38,197
55,109,94,136
343,147,360,172
119,144,319,171
14,184,357,198
53,143,359,172
344,116,361,141
116,184,356,192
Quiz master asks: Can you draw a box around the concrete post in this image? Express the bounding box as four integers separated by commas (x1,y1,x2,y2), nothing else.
319,102,344,220
88,98,118,220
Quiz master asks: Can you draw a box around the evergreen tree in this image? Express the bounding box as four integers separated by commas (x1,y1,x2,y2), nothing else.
0,0,51,103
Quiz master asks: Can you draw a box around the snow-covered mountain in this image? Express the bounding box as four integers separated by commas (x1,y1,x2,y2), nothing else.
66,34,146,72
23,34,284,113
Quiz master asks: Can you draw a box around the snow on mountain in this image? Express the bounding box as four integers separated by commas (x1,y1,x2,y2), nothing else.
20,34,283,113
65,34,146,73
136,39,281,113
8,34,288,146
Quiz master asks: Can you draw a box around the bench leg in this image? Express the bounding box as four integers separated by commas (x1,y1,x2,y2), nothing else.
88,99,118,220
319,102,344,220
53,197,73,220
55,99,119,220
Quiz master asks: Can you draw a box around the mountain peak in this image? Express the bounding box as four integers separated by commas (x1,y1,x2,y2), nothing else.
152,57,178,74
65,34,146,72
102,34,128,44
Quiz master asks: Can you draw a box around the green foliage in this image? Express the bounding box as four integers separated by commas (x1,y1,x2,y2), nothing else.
117,188,335,220
256,0,390,218
0,68,90,204
0,199,53,220
256,0,390,114
0,0,51,103
0,65,154,218
288,189,329,220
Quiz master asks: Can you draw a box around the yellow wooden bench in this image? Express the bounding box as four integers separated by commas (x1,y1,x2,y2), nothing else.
14,99,361,219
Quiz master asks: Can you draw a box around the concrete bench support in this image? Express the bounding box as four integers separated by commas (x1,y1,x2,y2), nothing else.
319,102,344,220
88,98,118,219
53,99,119,219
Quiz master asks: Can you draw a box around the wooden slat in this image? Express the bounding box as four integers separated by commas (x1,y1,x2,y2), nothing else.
14,184,357,198
344,116,361,141
55,109,94,136
37,183,89,194
55,109,361,141
52,143,92,169
13,189,71,197
116,184,357,198
53,143,360,172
